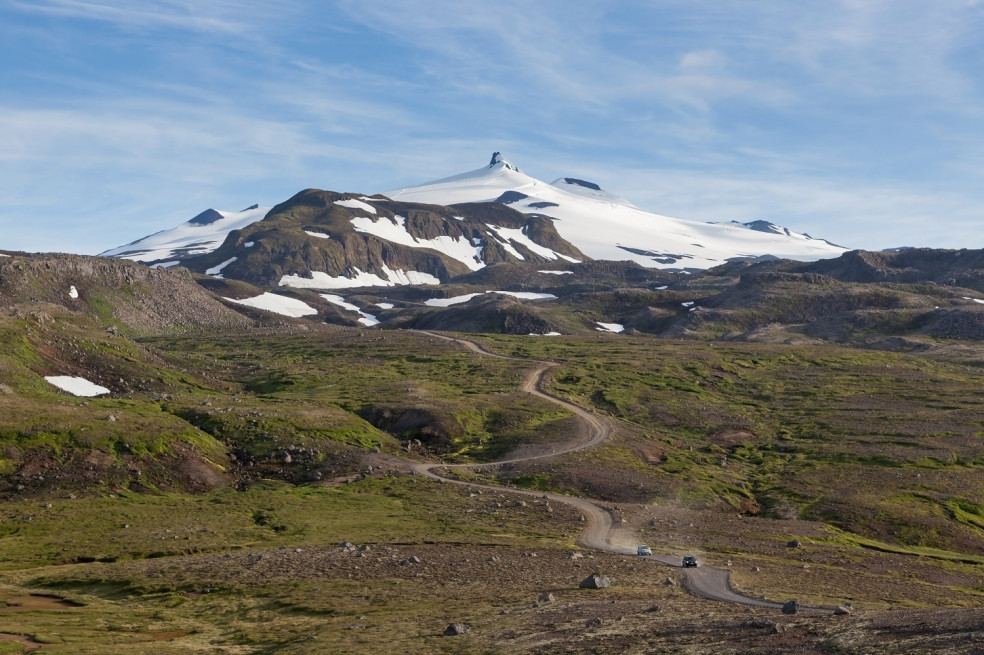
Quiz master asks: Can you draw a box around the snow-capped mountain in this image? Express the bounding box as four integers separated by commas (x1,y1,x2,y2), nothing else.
100,204,270,265
384,153,848,271
102,153,849,290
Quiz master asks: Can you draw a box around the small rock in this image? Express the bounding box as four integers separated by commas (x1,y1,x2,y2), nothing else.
585,617,603,628
106,415,117,422
645,604,662,613
664,577,677,587
569,552,583,560
538,592,555,603
782,600,799,615
834,605,853,615
443,623,469,636
787,539,801,548
767,621,786,635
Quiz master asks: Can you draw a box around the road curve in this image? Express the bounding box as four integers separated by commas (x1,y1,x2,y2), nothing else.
408,330,783,609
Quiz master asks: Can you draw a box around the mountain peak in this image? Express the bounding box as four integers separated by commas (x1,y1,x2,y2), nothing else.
488,151,520,172
188,209,224,226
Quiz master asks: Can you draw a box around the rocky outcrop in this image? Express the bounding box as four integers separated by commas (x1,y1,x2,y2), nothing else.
0,253,251,335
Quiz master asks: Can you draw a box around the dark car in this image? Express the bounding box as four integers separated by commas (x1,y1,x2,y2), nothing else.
682,555,698,568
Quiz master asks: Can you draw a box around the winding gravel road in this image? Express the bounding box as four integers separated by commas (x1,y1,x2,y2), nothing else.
409,331,784,609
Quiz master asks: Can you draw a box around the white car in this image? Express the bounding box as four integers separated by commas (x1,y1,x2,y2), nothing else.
637,545,652,556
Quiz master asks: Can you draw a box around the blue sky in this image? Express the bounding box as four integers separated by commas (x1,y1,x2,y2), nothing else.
3,0,984,255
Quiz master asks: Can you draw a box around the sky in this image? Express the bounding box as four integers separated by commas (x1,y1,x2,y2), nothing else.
3,0,984,255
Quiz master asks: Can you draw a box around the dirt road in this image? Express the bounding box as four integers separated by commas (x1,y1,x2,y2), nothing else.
410,331,784,609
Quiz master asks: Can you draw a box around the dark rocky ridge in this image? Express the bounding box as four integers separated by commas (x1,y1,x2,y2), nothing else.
180,190,587,288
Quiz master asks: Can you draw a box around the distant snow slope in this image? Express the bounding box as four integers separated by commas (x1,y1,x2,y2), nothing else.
101,205,270,263
385,153,848,271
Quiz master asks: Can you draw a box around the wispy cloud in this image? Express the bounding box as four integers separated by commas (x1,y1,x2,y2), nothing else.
2,0,984,254
3,0,254,34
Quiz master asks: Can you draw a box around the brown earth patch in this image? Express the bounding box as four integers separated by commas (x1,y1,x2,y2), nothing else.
0,595,82,611
707,429,757,450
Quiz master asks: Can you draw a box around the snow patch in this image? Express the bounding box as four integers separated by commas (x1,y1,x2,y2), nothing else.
488,225,580,263
376,302,394,309
425,293,482,307
495,291,557,300
224,293,318,317
962,297,984,305
244,241,255,248
279,267,440,289
69,285,79,299
334,198,377,214
320,294,380,326
595,322,624,333
538,270,573,275
424,290,557,307
321,294,361,312
304,231,331,239
45,375,110,397
206,257,237,277
351,215,485,271
151,261,180,269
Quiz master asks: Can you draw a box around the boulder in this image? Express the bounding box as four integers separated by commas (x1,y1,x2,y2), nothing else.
782,600,799,615
443,623,469,636
579,573,611,589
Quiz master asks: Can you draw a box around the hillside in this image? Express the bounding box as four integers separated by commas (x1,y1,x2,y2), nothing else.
3,247,984,651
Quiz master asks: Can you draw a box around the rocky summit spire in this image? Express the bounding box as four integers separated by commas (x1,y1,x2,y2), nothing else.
488,152,519,172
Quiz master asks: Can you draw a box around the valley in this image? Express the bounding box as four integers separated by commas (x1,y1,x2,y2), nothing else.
2,276,984,651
